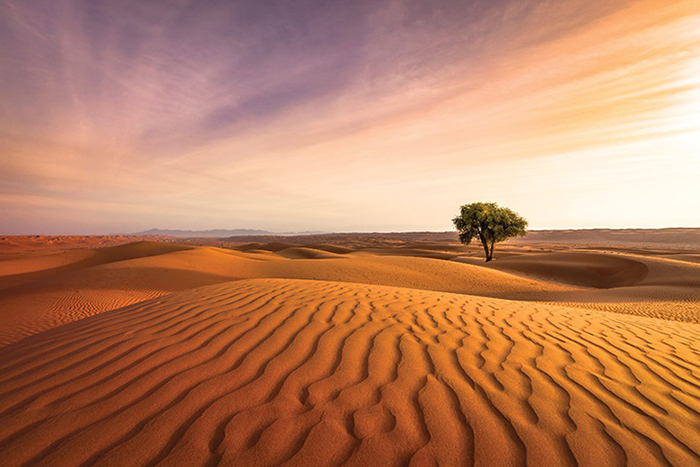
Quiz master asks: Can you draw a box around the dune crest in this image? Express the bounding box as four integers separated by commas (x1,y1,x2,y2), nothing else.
2,241,700,347
0,279,697,466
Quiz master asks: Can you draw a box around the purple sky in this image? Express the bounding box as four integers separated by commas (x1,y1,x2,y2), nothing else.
1,0,699,234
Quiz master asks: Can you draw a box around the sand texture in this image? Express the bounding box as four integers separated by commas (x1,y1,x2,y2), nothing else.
0,279,698,466
1,241,699,347
0,240,698,466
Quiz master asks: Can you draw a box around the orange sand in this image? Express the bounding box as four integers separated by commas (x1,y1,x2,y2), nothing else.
0,240,698,465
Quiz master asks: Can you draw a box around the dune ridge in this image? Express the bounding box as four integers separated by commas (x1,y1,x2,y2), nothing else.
0,279,697,466
1,241,700,347
0,243,575,347
0,235,175,254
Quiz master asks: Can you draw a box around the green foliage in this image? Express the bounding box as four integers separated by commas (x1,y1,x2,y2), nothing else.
452,202,528,262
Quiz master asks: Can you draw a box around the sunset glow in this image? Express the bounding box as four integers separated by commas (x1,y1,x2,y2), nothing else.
1,0,699,233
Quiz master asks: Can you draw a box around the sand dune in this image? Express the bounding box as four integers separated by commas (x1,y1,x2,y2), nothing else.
2,241,700,347
0,240,698,465
535,253,700,322
515,228,700,249
485,252,650,288
328,246,700,322
0,243,205,345
187,228,700,250
0,243,580,346
0,235,174,254
0,242,192,289
274,247,344,259
0,279,697,466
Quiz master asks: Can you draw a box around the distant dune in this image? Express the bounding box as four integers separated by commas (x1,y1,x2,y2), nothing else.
0,238,698,465
6,228,698,253
170,227,700,250
1,240,699,345
0,235,173,254
516,228,700,248
131,228,273,237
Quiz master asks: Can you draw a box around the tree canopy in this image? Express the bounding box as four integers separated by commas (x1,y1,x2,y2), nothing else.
452,202,528,262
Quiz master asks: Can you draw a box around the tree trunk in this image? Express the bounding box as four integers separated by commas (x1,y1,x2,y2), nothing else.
480,236,491,262
475,226,491,262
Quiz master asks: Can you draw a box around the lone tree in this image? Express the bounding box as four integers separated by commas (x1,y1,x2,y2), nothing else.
453,202,528,262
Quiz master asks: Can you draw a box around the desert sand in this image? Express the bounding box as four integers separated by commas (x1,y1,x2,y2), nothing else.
0,235,174,254
0,238,698,466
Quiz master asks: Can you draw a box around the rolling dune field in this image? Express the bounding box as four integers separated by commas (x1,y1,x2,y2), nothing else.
0,240,698,466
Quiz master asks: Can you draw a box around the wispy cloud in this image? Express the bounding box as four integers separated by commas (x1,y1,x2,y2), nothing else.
0,0,698,233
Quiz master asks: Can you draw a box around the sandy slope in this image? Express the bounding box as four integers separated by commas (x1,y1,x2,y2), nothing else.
0,235,174,254
0,242,192,289
0,243,207,345
0,243,575,346
0,279,697,466
2,241,700,346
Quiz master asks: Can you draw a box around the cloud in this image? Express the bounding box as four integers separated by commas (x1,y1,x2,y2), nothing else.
0,0,698,233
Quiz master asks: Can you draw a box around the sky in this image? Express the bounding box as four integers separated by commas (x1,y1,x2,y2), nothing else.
1,0,699,234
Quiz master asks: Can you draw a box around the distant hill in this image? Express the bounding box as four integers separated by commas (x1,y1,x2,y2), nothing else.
132,228,700,248
221,231,458,244
132,228,273,237
214,228,700,249
517,228,700,248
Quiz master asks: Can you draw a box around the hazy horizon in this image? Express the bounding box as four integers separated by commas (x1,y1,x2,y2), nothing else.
1,0,699,234
4,225,700,237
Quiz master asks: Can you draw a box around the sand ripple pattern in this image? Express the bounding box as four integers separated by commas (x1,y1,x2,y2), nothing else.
0,279,698,466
